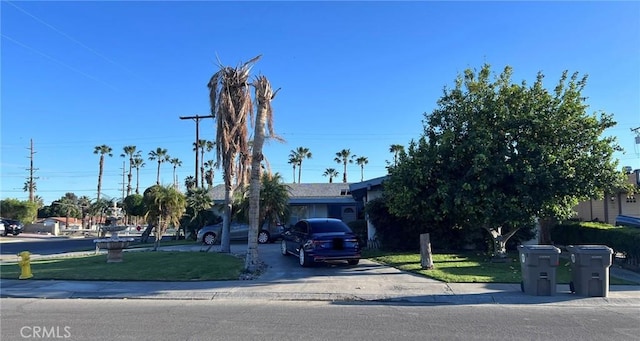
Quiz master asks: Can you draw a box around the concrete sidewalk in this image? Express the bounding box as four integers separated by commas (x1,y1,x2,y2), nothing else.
2,243,640,306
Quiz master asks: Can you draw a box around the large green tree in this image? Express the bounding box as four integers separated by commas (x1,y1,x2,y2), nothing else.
1,198,38,224
384,64,626,256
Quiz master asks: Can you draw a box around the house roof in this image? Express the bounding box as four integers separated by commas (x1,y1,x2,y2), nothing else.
209,182,357,205
37,217,83,225
349,175,388,201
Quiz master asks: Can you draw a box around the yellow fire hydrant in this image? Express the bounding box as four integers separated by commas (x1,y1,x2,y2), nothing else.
17,251,33,279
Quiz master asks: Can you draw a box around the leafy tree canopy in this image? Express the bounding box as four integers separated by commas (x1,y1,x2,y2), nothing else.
1,198,38,223
384,64,627,246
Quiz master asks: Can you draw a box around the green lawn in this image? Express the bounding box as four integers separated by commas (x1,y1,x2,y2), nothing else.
364,250,636,285
2,249,635,285
1,251,244,281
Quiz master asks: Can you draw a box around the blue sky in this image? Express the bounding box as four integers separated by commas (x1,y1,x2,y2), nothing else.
1,1,639,206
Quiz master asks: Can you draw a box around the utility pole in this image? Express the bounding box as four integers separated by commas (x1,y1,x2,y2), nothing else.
26,139,38,202
180,114,214,187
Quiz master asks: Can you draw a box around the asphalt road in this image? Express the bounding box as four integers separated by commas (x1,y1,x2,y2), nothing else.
0,234,174,258
0,237,97,256
1,299,639,341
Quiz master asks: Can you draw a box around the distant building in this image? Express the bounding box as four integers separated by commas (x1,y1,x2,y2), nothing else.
573,169,640,223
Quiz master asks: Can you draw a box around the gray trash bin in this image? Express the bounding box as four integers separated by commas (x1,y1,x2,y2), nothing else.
518,245,561,296
566,245,613,297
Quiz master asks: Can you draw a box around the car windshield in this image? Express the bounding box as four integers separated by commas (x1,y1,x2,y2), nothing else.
309,220,352,234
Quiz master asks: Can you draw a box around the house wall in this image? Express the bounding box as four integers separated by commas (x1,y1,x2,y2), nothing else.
573,171,640,223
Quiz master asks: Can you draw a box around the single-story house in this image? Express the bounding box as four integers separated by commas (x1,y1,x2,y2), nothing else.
349,175,387,246
209,182,359,226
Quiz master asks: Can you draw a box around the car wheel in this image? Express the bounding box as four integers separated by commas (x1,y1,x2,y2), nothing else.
280,240,288,256
348,259,359,266
258,230,270,244
299,248,310,267
203,232,217,245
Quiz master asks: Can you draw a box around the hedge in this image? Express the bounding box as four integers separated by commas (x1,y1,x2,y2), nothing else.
551,222,640,265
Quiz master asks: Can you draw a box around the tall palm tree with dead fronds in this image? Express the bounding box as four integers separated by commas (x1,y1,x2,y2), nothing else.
94,145,113,201
208,55,260,253
245,74,280,271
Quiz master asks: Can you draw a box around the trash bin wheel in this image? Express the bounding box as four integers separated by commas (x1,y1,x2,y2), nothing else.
520,281,524,293
569,281,575,294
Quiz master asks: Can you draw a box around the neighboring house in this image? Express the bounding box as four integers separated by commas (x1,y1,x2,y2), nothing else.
349,175,387,247
573,169,640,224
38,217,83,228
209,182,359,226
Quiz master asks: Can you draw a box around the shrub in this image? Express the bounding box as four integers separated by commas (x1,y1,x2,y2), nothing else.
551,221,640,266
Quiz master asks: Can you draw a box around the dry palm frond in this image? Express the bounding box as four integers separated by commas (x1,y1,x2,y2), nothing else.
207,56,261,188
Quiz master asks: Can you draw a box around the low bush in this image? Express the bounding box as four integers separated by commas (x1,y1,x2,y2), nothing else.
551,221,640,266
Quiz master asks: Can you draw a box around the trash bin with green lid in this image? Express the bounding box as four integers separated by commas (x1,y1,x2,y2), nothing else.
566,245,614,297
518,245,561,296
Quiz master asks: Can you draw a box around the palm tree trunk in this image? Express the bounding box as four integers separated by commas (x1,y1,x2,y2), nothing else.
156,162,161,185
221,181,233,253
97,156,104,200
342,162,347,183
246,119,266,272
135,167,140,194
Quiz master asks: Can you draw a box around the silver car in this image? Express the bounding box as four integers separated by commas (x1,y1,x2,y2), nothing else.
196,222,283,245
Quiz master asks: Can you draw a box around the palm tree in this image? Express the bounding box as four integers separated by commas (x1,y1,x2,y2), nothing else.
290,146,312,183
184,175,196,190
142,185,186,251
245,74,279,271
148,147,170,185
93,145,113,201
169,158,182,189
185,187,213,238
77,195,92,228
322,168,340,183
204,160,216,189
287,154,300,183
121,146,137,197
389,144,404,166
334,149,354,183
355,156,369,181
208,55,259,253
259,172,290,226
132,153,145,194
202,140,215,188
